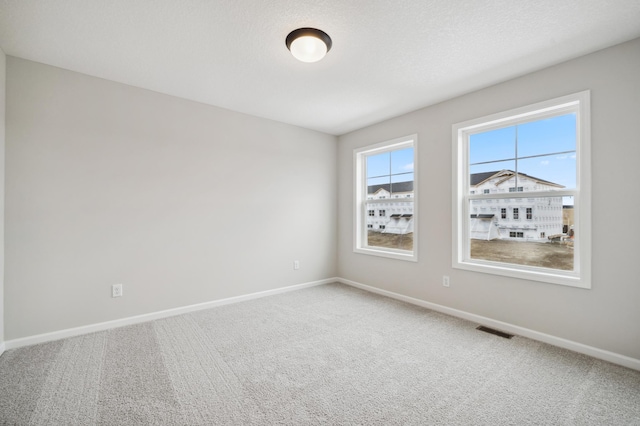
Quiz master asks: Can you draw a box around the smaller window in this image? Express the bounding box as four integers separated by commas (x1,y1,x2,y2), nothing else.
526,208,533,220
517,232,524,238
513,208,519,220
483,189,490,194
367,224,373,229
501,208,507,219
509,186,524,192
368,210,375,217
354,134,417,262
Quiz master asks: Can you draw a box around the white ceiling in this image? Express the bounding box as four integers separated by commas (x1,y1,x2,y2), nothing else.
1,1,639,135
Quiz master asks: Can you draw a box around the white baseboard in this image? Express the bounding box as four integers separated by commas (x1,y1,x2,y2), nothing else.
338,277,640,371
7,276,638,371
4,278,336,351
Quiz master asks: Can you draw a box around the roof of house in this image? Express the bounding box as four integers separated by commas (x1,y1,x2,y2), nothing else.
365,170,561,195
368,181,414,194
470,170,564,188
470,171,500,186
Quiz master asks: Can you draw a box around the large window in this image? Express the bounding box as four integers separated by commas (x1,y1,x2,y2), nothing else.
452,92,591,288
354,135,417,261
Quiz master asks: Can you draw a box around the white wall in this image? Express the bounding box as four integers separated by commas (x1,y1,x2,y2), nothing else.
5,57,337,340
0,48,5,350
338,38,640,360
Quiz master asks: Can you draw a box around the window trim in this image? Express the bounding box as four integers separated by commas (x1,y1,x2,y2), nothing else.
354,134,418,262
452,91,591,288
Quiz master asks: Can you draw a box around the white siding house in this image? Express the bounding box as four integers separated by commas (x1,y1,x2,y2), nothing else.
470,170,564,241
366,182,414,234
366,170,565,241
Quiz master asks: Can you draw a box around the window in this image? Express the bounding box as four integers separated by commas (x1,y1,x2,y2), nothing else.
368,210,375,217
354,135,417,261
483,189,490,194
452,91,591,288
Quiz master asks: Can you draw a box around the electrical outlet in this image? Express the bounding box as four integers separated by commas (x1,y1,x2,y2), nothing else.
293,260,300,270
442,276,450,287
112,283,123,298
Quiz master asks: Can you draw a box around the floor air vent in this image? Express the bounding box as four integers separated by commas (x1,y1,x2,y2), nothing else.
476,326,514,339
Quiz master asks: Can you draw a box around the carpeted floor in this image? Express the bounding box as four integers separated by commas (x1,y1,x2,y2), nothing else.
1,283,639,425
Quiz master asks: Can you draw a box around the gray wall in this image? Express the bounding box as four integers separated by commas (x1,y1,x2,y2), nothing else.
5,57,337,340
0,48,5,346
337,38,640,360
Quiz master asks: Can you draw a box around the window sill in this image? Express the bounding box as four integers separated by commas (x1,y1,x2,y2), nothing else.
355,246,417,262
453,259,590,289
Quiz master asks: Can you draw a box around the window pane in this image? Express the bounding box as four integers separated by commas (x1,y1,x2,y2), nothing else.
390,147,414,175
366,152,390,178
469,126,516,164
469,196,574,271
517,114,576,158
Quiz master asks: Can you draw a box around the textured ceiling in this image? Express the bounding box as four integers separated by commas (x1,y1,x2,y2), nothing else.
1,1,639,135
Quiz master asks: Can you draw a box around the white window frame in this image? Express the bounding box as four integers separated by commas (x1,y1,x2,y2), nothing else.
452,91,591,288
354,134,418,262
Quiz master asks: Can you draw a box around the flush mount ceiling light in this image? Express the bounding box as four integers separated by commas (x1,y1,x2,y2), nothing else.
286,28,332,63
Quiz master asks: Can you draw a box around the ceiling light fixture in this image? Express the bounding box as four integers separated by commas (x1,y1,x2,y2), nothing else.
286,28,332,63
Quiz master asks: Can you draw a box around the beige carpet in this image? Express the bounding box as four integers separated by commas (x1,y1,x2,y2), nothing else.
1,283,639,425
